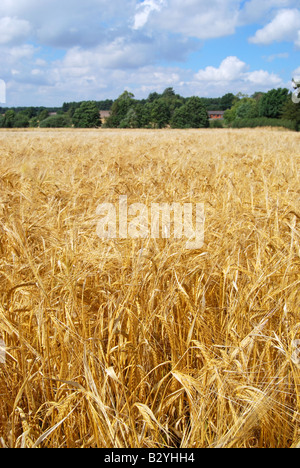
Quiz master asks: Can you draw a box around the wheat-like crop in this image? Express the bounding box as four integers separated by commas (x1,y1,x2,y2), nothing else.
0,127,299,448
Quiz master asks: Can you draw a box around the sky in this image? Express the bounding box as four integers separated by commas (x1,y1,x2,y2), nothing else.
0,0,299,107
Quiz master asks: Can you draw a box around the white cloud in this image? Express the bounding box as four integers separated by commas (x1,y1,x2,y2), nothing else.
249,8,300,45
245,70,282,86
194,56,283,95
60,38,156,71
0,0,296,105
0,0,137,48
238,0,297,23
195,56,248,82
0,16,31,44
133,0,166,30
264,52,289,62
150,0,241,39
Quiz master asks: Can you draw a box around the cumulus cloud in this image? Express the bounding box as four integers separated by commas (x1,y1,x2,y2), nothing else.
60,39,155,70
245,70,282,86
194,56,283,94
148,0,241,39
249,8,300,46
195,56,248,82
0,0,136,48
0,0,296,105
0,16,31,44
133,0,166,30
238,0,298,23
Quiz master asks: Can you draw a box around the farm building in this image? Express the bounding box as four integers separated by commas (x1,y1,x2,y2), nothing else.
208,111,225,120
100,110,111,123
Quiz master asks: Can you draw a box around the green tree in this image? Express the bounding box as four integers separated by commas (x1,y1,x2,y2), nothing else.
150,99,171,128
134,103,151,128
162,87,176,99
13,112,30,128
72,101,101,128
170,105,188,128
105,91,135,128
120,108,139,128
224,97,258,125
251,91,265,102
171,97,209,128
38,109,50,122
3,110,15,128
220,93,235,110
280,95,300,130
147,92,161,103
236,99,258,119
29,117,39,128
40,115,71,128
259,88,289,118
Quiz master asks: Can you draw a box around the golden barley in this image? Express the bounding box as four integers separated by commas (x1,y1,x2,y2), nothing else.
0,127,299,448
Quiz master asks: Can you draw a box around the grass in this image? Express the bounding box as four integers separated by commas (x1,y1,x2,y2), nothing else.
0,127,299,448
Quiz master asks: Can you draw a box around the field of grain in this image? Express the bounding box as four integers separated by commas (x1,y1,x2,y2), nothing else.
0,128,299,448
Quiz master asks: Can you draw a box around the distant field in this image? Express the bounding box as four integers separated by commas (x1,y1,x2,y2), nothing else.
0,128,299,448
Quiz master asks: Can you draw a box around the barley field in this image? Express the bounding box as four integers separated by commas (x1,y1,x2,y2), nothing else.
0,128,299,448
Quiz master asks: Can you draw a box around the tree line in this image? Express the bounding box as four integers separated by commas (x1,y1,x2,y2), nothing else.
0,84,299,130
223,85,300,131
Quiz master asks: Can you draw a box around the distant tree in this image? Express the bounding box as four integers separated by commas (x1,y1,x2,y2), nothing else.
259,88,289,118
147,92,161,103
220,93,235,110
280,95,300,130
170,105,188,128
95,99,113,111
2,110,15,128
210,119,224,128
224,97,259,125
29,117,39,128
19,107,37,118
235,92,249,100
62,101,81,117
162,87,176,99
72,101,101,128
251,91,265,102
150,99,171,128
134,103,151,128
13,112,30,128
236,99,259,119
38,109,49,122
40,114,71,128
120,108,139,128
105,91,135,128
171,97,209,128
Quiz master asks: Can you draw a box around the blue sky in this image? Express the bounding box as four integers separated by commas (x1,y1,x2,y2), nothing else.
0,0,299,106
